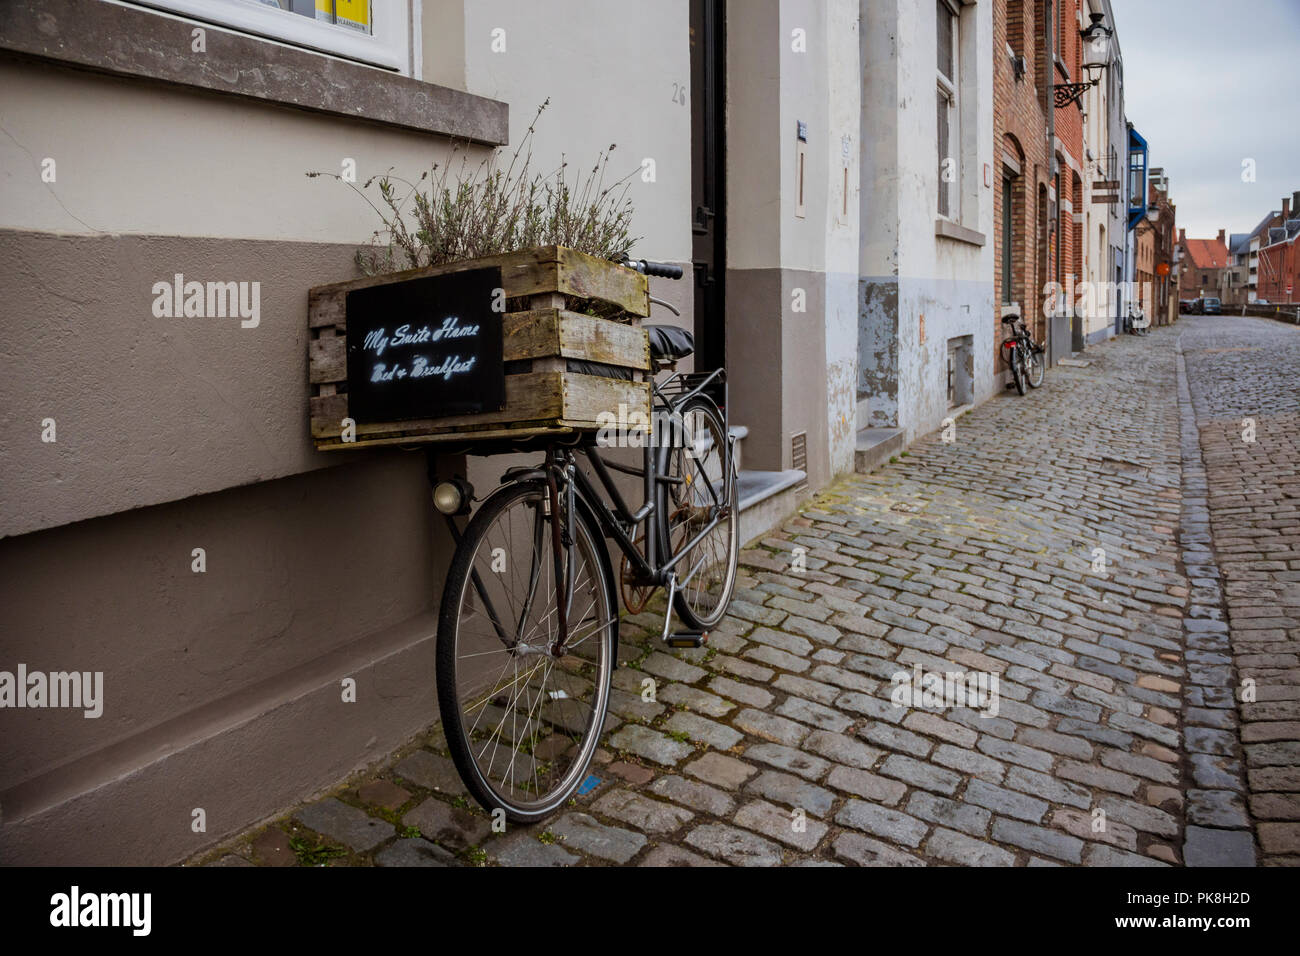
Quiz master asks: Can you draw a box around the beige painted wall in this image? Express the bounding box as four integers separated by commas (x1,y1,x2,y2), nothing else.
0,58,472,244
457,0,693,265
725,0,781,272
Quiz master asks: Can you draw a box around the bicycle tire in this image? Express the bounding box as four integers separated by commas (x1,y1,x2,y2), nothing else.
1024,344,1045,388
1011,346,1026,395
436,478,616,823
655,395,739,631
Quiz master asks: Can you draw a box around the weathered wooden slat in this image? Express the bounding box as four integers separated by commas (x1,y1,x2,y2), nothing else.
552,246,650,316
307,245,648,330
308,286,347,330
308,335,346,384
310,372,649,449
502,309,649,369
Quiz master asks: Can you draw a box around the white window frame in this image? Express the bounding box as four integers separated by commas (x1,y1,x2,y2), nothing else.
936,0,961,223
127,0,410,73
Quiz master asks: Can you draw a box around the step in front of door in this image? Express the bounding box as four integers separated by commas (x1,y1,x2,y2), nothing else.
736,468,807,548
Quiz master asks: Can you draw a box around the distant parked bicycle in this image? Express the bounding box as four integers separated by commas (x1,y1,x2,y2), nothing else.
1000,313,1045,395
1123,303,1150,336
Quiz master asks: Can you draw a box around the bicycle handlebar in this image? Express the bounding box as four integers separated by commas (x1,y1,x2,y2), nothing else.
625,258,684,280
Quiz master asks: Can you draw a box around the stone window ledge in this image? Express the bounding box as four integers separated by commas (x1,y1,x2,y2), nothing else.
0,0,508,145
935,219,987,247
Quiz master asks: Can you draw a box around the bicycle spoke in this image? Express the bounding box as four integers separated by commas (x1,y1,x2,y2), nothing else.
441,475,613,818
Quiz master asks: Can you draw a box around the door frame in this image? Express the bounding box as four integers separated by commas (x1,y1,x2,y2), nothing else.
690,0,727,374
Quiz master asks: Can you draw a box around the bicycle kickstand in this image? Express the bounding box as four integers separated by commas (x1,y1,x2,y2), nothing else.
659,572,708,649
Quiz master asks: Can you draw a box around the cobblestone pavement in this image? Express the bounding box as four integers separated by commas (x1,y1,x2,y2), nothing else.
1180,316,1300,865
198,317,1298,868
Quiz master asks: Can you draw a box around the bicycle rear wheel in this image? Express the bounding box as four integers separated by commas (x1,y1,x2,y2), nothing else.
1024,343,1045,388
656,396,739,630
436,478,616,823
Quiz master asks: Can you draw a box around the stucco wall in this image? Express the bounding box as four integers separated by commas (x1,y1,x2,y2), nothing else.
859,0,995,442
823,0,862,477
0,3,500,863
459,0,692,266
724,0,857,485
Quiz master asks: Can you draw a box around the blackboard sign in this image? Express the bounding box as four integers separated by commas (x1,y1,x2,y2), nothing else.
344,266,506,424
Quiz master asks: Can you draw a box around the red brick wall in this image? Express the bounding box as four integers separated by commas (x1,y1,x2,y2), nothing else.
1053,0,1085,310
1258,239,1299,304
994,0,1051,347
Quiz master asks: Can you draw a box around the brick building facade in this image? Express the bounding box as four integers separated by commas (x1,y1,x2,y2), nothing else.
994,0,1099,365
1258,219,1300,305
1177,230,1231,303
1147,172,1177,324
993,0,1052,352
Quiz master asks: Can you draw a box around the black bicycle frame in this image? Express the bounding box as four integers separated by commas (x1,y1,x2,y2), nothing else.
446,369,731,653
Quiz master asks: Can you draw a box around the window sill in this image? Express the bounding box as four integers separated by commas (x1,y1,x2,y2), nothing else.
935,219,987,247
0,0,508,145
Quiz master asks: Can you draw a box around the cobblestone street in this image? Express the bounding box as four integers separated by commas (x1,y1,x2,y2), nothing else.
201,317,1299,868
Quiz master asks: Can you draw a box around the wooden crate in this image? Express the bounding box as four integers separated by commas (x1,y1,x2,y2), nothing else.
308,245,652,450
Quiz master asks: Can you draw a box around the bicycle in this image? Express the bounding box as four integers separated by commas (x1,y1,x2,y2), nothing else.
429,257,740,822
1000,312,1045,395
1123,304,1150,336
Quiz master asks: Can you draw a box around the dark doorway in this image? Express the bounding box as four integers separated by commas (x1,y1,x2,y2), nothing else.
690,0,726,373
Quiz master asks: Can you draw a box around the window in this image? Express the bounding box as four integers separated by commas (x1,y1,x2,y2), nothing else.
936,0,959,219
132,0,410,72
1002,171,1015,303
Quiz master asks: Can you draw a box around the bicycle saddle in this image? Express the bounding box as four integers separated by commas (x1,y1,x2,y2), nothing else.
1000,314,1021,325
646,324,695,361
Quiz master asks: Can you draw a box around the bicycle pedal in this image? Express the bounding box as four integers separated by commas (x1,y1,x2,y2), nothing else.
666,630,708,648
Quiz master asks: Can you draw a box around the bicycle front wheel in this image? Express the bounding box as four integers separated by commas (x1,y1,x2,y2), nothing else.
657,396,739,630
436,479,616,823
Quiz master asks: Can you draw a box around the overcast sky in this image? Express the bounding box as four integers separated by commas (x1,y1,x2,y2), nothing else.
1110,0,1299,241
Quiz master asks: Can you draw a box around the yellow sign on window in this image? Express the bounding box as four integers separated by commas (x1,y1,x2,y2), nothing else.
316,0,370,33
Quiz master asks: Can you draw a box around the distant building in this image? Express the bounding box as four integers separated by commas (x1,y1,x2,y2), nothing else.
1176,230,1232,303
993,0,1054,359
1080,0,1126,345
1135,218,1156,317
1258,199,1300,305
1249,192,1297,303
1146,169,1176,324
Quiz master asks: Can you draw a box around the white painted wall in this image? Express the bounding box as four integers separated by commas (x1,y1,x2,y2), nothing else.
824,0,861,477
891,0,995,440
1082,54,1113,341
458,0,693,264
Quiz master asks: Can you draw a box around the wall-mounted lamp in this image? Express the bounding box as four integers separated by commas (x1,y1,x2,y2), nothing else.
1054,13,1112,109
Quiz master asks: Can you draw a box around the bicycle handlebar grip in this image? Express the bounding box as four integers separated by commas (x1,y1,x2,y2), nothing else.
640,260,684,280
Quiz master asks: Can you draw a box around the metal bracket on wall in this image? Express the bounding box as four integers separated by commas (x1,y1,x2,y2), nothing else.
1053,81,1093,109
